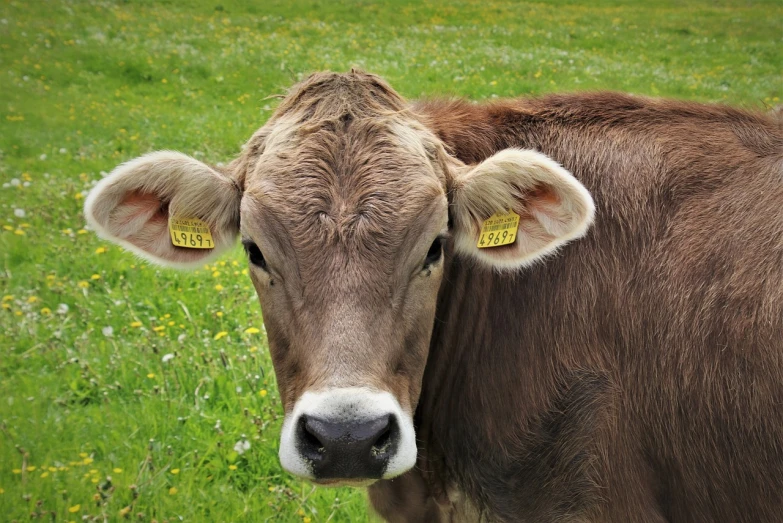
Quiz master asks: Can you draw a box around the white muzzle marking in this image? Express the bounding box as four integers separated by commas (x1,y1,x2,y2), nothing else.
279,387,417,481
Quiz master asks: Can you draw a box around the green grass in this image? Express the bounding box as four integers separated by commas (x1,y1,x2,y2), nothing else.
0,0,780,521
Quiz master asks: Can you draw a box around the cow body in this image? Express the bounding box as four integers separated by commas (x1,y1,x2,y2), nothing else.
86,72,783,522
371,94,783,522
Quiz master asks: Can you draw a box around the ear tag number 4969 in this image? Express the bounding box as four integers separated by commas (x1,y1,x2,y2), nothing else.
477,210,520,249
169,217,214,249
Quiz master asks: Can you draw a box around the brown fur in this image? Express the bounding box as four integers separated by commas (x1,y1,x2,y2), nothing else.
368,93,783,521
87,71,783,521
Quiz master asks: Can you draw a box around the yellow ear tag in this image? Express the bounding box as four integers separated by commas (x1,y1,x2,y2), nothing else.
169,217,215,249
477,210,520,249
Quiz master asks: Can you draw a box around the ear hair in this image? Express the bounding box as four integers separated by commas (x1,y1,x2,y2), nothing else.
451,149,595,270
84,151,242,269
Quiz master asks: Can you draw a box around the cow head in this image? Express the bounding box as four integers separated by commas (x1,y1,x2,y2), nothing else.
84,71,594,485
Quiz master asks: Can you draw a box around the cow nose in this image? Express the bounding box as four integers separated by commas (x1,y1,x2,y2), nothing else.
296,414,398,479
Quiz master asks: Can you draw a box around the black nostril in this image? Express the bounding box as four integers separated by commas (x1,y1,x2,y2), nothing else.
298,415,326,461
370,417,396,457
296,414,400,479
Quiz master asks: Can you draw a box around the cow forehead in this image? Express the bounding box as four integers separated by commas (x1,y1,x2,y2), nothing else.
239,115,448,286
243,115,446,231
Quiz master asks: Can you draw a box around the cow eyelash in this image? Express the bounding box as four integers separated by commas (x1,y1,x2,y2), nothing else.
423,236,444,270
242,240,268,271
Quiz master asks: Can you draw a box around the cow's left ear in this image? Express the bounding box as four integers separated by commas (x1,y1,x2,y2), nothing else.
84,151,242,269
450,149,595,270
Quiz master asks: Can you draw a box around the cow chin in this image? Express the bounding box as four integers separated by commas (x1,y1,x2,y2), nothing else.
278,388,418,483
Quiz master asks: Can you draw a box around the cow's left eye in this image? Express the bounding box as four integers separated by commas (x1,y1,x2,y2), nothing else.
423,237,443,269
242,241,268,271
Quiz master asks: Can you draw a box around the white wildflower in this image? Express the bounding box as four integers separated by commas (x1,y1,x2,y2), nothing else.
10,178,20,186
56,303,69,314
101,326,114,337
162,353,175,363
13,208,25,218
233,439,251,455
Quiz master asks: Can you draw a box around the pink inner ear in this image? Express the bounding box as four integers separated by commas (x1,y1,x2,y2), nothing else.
109,190,168,239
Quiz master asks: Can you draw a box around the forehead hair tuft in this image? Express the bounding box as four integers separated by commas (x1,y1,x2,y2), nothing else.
274,70,409,125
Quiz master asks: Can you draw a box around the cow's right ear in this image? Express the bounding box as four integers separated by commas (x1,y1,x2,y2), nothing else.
84,151,241,269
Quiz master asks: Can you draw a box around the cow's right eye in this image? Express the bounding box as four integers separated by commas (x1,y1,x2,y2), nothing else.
242,241,268,271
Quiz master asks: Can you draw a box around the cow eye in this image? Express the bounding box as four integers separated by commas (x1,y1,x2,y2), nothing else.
423,237,443,269
242,241,268,271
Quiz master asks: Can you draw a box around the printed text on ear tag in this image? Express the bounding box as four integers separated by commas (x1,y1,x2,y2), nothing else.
477,210,520,248
169,217,214,249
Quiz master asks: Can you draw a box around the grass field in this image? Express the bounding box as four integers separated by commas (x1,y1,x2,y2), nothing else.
0,0,780,521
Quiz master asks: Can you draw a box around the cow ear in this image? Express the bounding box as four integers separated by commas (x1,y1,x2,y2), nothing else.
84,151,241,269
450,149,595,270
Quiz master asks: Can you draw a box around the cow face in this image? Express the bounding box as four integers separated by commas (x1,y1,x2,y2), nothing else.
84,71,594,485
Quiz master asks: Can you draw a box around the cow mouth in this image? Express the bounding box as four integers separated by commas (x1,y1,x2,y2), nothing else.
311,478,378,488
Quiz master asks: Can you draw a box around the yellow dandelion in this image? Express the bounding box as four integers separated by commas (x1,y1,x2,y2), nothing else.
89,469,98,474
147,373,155,379
130,321,142,328
119,506,131,517
228,465,237,470
41,307,51,315
82,457,93,465
241,269,248,276
48,467,57,472
268,486,275,492
212,271,220,278
170,468,180,475
249,346,258,353
2,303,10,310
90,274,101,280
0,487,4,494
214,284,224,291
79,452,88,458
40,471,49,478
74,193,83,200
68,504,81,513
113,468,122,474
169,487,178,495
77,281,89,288
2,225,12,231
216,311,224,318
153,325,165,332
14,229,25,235
214,331,228,340
303,517,311,523
25,465,36,472
91,478,98,483
27,296,39,304
259,389,268,397
164,313,171,318
2,295,13,302
77,229,87,235
244,327,260,334
95,247,106,254
167,321,175,326
298,509,305,516
12,469,21,474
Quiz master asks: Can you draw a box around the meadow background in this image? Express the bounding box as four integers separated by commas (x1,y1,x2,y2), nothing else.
0,0,780,521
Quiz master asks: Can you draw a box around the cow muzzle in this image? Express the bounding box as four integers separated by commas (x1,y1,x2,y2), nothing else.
279,388,417,484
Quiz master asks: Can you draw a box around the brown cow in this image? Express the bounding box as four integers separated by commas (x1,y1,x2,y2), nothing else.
85,71,783,522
